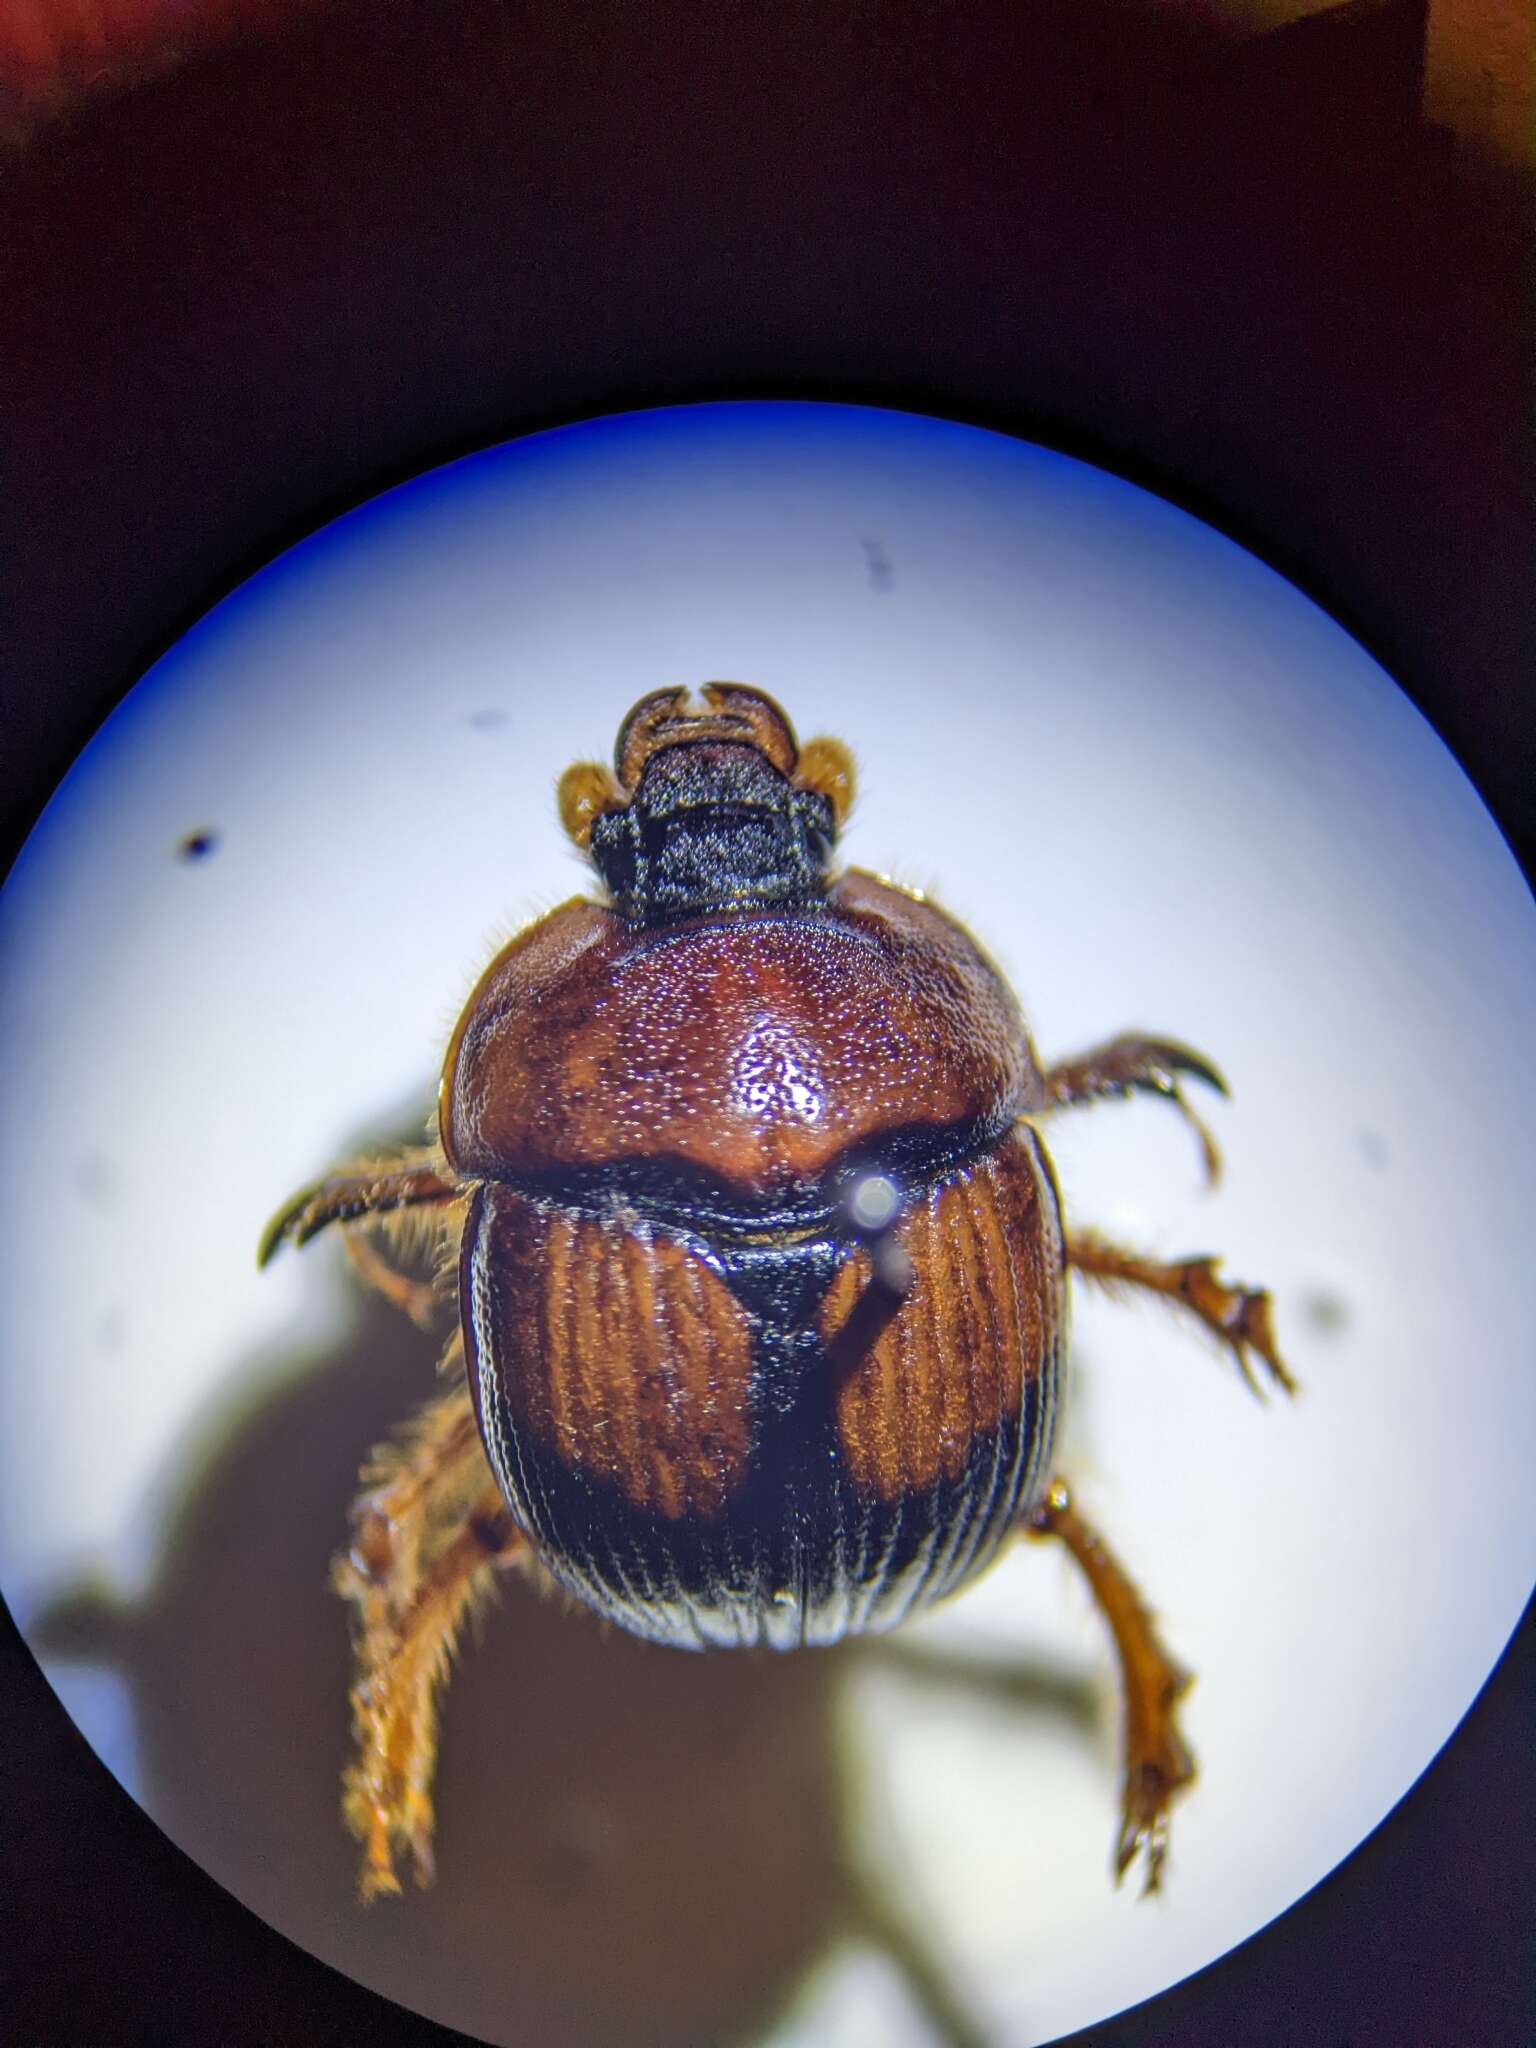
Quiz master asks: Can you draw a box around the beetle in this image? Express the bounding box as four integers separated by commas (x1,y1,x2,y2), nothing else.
259,682,1291,1901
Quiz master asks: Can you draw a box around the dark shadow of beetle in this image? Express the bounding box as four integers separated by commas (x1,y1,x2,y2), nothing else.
31,1117,1102,2048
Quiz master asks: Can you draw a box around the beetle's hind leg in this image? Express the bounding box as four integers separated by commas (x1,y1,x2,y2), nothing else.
1022,1478,1194,1893
1040,1035,1227,1185
1068,1230,1294,1397
335,1364,530,1899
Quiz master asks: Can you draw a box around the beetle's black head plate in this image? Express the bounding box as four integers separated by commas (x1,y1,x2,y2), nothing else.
590,738,835,923
588,684,837,923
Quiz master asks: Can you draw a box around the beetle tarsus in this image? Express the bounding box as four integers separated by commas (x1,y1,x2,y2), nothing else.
1116,1787,1171,1894
1042,1034,1229,1187
257,1158,458,1268
336,1383,526,1899
1024,1478,1196,1897
1067,1231,1294,1398
406,1792,438,1889
341,1502,523,1901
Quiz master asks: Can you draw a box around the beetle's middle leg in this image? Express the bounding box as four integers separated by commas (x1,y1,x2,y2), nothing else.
339,1230,444,1332
1039,1035,1227,1184
1022,1477,1194,1894
1068,1230,1294,1397
335,1368,530,1899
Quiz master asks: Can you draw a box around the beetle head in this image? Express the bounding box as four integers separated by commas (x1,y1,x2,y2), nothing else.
558,684,856,922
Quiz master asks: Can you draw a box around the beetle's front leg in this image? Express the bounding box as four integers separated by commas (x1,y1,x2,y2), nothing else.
335,1376,530,1899
1040,1035,1227,1185
257,1150,460,1266
1068,1230,1294,1397
1022,1478,1194,1893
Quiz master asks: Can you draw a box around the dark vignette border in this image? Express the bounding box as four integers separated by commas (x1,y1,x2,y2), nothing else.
1,2,1531,2044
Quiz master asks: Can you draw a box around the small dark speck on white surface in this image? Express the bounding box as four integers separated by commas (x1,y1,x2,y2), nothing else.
176,829,219,861
860,538,894,591
1300,1287,1351,1336
75,1152,123,1208
468,707,509,730
1356,1127,1391,1169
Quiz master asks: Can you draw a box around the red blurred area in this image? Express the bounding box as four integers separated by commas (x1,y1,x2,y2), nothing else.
0,0,312,135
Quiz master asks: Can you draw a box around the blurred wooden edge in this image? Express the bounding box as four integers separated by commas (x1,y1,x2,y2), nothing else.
1,0,1531,172
0,0,327,149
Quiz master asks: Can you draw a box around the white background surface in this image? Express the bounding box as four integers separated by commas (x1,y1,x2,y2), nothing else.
2,402,1533,2046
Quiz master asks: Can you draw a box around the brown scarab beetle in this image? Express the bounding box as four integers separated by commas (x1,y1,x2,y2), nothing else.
260,683,1292,1900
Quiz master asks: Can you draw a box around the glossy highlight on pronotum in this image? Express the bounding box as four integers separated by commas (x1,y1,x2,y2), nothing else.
259,682,1292,1900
